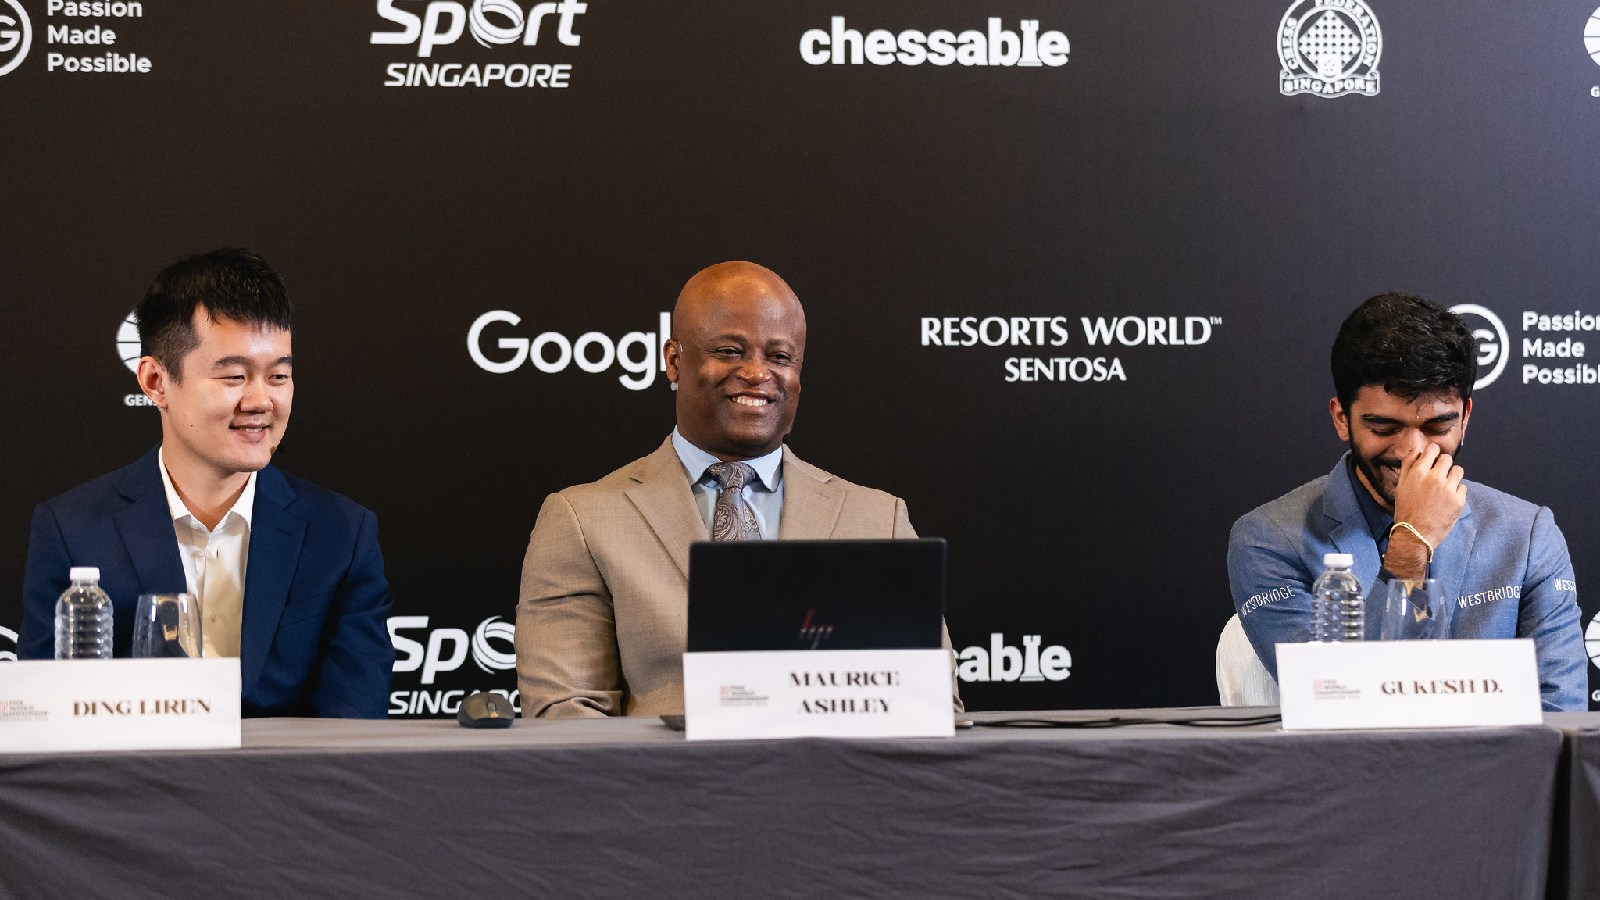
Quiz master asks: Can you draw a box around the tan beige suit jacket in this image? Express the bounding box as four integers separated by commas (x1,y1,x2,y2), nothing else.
517,436,958,717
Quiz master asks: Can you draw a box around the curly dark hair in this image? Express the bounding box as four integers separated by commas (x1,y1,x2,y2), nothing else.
135,248,293,382
1330,292,1478,410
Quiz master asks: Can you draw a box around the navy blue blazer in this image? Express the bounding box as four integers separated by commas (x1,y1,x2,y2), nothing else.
19,447,394,718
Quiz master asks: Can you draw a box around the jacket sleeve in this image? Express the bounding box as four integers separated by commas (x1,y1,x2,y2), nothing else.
309,509,396,718
1227,512,1315,681
1517,507,1585,712
516,492,622,718
19,504,71,660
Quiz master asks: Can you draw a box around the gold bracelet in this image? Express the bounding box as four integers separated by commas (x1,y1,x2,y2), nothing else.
1388,521,1434,563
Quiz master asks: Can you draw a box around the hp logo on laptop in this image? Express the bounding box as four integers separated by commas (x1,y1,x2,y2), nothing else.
798,609,834,650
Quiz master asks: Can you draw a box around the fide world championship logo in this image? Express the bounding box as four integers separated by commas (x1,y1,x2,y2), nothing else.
117,311,142,372
1278,0,1381,98
1587,7,1600,67
1584,613,1600,703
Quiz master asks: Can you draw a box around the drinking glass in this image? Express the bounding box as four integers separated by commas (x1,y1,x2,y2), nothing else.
130,593,202,658
1369,577,1453,641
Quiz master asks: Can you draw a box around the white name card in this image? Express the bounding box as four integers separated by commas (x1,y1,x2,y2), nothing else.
1277,639,1541,731
0,658,241,753
682,648,954,741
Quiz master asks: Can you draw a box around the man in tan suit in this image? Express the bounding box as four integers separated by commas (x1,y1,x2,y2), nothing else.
516,261,957,717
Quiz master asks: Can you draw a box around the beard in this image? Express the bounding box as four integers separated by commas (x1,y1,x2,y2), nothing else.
1348,438,1464,509
1349,441,1398,508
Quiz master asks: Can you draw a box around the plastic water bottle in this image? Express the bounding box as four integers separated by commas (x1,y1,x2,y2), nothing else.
55,567,113,659
1311,553,1363,642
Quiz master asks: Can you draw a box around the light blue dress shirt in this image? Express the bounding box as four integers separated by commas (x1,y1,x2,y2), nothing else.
671,428,784,540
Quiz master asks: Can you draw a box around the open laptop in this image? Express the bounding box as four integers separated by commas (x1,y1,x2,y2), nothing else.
685,538,947,653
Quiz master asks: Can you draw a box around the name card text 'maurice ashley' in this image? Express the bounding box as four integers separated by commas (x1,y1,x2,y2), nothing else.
0,658,241,753
682,648,954,740
1277,639,1542,731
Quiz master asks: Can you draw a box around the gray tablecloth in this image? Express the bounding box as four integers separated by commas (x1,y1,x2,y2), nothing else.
1543,711,1600,900
0,708,1564,900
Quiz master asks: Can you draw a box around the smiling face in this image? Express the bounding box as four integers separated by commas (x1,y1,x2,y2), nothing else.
140,309,294,481
1331,385,1470,509
664,263,805,461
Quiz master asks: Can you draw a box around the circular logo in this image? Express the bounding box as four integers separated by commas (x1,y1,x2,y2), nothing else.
1449,303,1509,391
116,311,142,372
470,0,525,47
0,0,31,77
1278,0,1382,97
471,615,516,673
1585,613,1600,671
1280,0,1382,78
1587,8,1600,66
0,625,16,662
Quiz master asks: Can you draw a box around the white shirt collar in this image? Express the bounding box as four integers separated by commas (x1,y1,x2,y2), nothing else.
670,428,783,493
158,445,257,531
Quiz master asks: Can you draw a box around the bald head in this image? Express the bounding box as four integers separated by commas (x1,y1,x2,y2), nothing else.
664,262,806,461
672,262,804,342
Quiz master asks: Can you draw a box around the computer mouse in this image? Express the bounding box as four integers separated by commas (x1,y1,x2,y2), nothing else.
456,691,516,728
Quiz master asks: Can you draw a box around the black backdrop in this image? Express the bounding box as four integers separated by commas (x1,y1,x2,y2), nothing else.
2,0,1597,714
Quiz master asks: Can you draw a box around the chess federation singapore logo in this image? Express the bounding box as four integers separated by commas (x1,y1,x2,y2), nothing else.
0,0,31,77
1278,0,1381,98
1448,304,1509,390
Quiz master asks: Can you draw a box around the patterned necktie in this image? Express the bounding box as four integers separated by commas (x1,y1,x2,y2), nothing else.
707,462,762,542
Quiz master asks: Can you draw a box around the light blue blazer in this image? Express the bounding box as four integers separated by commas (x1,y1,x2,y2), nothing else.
1228,455,1585,711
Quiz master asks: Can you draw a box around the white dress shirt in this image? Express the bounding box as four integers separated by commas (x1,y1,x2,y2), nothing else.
670,428,784,540
158,447,254,659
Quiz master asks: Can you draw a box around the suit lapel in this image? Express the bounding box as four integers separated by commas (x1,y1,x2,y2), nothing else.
625,439,706,579
112,449,187,593
1322,456,1383,590
240,466,306,695
1429,491,1477,633
778,448,846,540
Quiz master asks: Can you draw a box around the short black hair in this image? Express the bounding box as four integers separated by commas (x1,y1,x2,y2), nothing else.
135,248,293,382
1330,292,1477,411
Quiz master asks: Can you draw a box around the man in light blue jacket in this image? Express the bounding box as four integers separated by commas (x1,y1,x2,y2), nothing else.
1228,293,1585,710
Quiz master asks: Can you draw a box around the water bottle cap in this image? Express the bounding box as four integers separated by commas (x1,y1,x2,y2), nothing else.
69,567,100,582
1323,553,1353,568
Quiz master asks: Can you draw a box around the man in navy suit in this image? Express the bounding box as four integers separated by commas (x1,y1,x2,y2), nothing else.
1228,293,1584,710
19,248,394,718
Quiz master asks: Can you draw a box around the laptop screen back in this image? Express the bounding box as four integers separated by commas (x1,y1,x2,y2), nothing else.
686,538,946,652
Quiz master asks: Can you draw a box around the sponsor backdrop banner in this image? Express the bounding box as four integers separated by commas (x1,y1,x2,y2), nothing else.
1,0,1597,715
